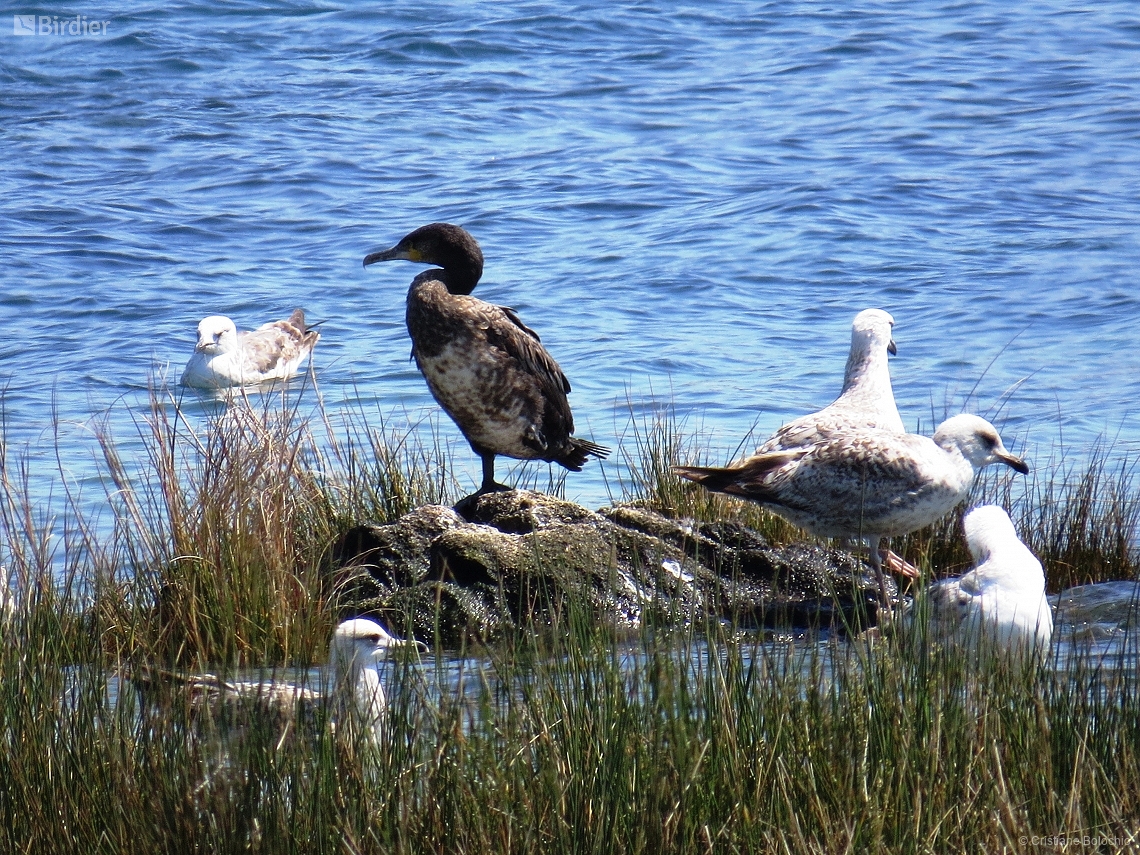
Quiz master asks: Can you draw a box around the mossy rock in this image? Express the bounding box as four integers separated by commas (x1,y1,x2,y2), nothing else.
326,490,895,645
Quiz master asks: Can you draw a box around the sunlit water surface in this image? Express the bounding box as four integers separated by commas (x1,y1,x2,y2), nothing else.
3,4,1139,604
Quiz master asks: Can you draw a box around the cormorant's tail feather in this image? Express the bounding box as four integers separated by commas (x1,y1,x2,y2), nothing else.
556,437,611,471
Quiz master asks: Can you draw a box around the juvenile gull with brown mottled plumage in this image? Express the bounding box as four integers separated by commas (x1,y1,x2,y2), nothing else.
180,308,319,389
752,308,909,572
363,223,609,500
674,414,1029,599
757,308,904,454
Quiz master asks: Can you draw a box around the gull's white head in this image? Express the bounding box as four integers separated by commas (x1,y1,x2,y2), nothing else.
330,618,423,672
963,504,1024,565
850,309,897,359
327,618,423,739
960,504,1051,651
195,316,239,355
933,414,1029,475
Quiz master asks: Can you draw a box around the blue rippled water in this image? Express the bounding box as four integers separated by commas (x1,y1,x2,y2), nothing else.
2,1,1139,519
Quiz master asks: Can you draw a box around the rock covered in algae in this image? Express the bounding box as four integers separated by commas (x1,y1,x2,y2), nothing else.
327,490,894,646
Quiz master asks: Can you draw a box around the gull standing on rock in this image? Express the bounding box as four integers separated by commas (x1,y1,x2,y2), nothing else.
181,309,320,389
754,308,910,574
673,414,1029,592
910,505,1052,659
758,308,904,454
363,223,609,501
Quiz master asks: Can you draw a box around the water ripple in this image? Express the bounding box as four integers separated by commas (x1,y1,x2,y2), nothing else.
0,0,1138,516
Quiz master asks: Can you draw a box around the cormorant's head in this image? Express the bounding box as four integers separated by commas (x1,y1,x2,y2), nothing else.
363,222,484,295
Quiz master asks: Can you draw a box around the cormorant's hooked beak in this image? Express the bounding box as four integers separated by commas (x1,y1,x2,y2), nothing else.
998,449,1030,475
887,338,898,356
363,244,422,267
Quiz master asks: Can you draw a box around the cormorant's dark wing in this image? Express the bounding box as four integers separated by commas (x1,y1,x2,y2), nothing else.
501,306,542,343
476,302,579,459
482,305,573,397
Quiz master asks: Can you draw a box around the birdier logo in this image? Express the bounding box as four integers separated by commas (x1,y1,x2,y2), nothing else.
12,14,110,36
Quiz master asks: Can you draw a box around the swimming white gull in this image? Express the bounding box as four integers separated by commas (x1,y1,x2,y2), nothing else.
909,505,1052,659
180,308,320,389
134,618,425,742
673,414,1029,596
758,308,904,454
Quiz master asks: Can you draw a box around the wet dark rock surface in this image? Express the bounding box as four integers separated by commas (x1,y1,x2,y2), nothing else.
327,490,896,646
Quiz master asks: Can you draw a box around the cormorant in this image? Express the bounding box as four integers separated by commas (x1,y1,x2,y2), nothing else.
363,223,608,498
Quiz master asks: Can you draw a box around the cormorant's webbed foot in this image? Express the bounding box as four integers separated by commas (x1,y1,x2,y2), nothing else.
454,452,514,518
454,480,513,519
